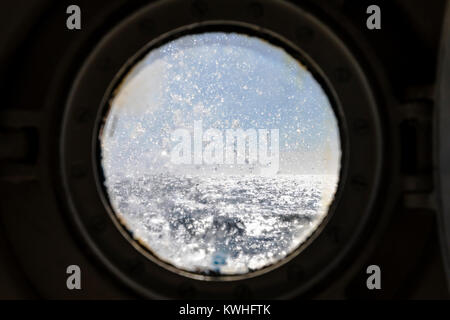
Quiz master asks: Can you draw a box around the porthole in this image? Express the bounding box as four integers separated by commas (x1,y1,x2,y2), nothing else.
61,0,382,298
99,32,341,276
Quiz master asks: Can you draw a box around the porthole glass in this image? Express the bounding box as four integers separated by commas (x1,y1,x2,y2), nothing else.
100,32,341,276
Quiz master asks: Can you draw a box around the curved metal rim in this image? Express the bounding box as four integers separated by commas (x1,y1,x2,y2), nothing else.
60,0,383,299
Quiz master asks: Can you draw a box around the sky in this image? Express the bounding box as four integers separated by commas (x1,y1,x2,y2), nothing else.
100,32,341,178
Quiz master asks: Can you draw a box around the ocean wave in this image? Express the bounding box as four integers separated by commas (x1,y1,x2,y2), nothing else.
107,173,337,275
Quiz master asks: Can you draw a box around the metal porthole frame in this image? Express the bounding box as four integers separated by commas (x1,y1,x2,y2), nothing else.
60,0,383,299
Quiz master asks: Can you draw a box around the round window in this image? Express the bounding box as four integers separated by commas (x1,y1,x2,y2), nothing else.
99,32,341,276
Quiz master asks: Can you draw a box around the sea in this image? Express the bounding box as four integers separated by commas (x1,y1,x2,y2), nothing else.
106,173,337,275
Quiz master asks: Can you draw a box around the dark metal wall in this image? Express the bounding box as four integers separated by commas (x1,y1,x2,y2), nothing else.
0,0,448,299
